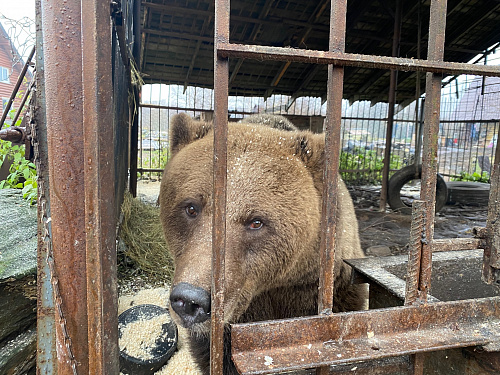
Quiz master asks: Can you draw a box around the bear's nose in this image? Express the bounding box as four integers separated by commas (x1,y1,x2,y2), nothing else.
170,282,211,328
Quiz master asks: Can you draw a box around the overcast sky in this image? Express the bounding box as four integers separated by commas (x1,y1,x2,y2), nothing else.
0,0,36,60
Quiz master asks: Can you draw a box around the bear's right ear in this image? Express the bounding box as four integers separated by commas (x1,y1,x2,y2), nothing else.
170,113,212,156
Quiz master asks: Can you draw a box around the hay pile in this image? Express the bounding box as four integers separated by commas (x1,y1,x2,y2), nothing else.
118,191,174,286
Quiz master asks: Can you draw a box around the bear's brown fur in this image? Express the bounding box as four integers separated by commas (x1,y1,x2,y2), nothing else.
159,113,366,375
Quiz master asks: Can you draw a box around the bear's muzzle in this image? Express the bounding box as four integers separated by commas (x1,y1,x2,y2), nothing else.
170,282,211,328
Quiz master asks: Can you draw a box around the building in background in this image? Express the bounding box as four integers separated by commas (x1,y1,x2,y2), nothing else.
0,21,32,122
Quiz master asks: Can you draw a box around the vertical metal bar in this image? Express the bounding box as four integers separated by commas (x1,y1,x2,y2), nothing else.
483,123,500,284
317,0,347,373
35,0,57,371
213,0,229,374
380,0,402,211
0,46,35,130
318,0,347,313
419,0,448,300
41,0,88,373
81,1,118,373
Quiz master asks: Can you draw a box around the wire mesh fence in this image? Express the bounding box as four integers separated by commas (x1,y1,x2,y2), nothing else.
138,51,499,185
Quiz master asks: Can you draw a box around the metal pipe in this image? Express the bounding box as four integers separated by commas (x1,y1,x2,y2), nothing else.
35,0,57,371
0,46,35,130
380,0,403,211
212,0,230,374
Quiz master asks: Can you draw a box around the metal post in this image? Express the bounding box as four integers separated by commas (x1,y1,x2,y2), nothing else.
81,0,119,373
35,0,57,371
316,0,347,374
41,0,88,373
419,0,448,300
212,0,230,374
379,0,402,211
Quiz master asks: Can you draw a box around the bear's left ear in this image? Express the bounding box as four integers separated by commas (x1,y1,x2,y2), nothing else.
294,133,325,192
169,113,212,156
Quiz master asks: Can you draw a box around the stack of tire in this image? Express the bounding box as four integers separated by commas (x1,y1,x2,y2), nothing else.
388,164,490,214
446,181,490,206
387,164,448,214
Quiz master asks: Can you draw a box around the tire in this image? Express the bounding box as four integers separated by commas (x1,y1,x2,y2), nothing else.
387,164,448,214
446,181,490,206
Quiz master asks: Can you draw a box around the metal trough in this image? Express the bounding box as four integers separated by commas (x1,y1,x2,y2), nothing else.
347,250,499,308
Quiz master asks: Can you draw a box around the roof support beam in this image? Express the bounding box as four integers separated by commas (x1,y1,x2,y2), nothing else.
264,0,330,100
183,13,213,91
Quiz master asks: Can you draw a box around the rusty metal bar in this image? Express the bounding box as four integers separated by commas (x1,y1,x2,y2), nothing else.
483,113,500,284
212,0,230,374
432,237,483,252
11,77,35,127
231,297,500,375
380,0,402,211
41,0,88,373
35,0,57,370
318,0,347,315
81,0,119,373
0,126,25,143
0,46,35,130
316,2,347,374
405,200,425,306
217,43,500,77
418,0,448,301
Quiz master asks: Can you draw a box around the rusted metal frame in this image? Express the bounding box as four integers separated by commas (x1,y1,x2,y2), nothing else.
379,0,402,211
231,296,500,375
482,116,500,285
212,0,230,374
317,0,347,316
11,76,36,127
41,0,89,373
217,43,500,77
35,0,57,370
81,1,119,373
316,1,347,374
418,0,448,302
0,45,35,130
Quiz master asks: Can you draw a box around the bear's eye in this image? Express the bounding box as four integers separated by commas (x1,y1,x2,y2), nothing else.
248,219,264,230
185,204,199,218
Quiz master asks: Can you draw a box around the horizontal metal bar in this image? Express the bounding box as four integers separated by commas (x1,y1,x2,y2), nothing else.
231,296,500,375
432,238,482,252
0,126,25,143
217,43,500,77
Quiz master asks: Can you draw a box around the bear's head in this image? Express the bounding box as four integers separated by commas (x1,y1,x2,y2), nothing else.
159,113,327,335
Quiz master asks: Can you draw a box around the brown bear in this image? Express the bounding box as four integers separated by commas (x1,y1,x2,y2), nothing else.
159,113,367,375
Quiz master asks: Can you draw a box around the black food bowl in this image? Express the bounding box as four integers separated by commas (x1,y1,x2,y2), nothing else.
119,304,177,374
